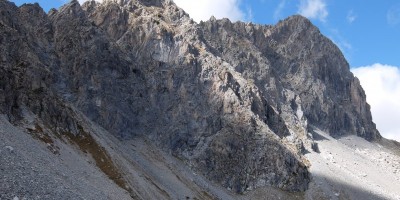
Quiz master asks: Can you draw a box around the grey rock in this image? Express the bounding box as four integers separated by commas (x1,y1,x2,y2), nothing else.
198,15,379,141
0,0,380,197
5,146,14,153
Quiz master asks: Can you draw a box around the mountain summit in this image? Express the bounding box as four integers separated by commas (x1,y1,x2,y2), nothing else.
2,0,398,199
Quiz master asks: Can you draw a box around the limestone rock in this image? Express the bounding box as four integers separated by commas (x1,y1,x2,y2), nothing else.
0,0,380,195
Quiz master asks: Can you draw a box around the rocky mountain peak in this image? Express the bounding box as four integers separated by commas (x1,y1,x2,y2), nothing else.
278,15,314,28
99,0,172,8
0,0,383,198
56,0,86,18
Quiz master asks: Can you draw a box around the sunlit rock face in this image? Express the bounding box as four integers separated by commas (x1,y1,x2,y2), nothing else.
0,0,379,194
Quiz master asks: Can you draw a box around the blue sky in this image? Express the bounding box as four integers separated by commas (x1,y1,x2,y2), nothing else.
10,0,400,141
12,0,64,13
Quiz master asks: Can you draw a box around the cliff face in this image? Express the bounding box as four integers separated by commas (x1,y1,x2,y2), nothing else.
0,0,380,196
198,16,379,141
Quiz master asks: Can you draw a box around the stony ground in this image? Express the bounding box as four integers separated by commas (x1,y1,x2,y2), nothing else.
236,128,400,200
2,111,400,200
0,115,131,200
304,129,400,200
0,112,235,199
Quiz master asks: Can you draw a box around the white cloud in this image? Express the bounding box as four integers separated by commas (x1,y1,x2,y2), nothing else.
387,4,400,26
327,29,352,62
245,5,254,22
347,10,357,24
274,0,286,21
328,35,352,53
298,0,328,22
173,0,246,22
352,64,400,142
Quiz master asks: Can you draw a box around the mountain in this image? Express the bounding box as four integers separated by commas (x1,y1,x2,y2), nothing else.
1,0,399,199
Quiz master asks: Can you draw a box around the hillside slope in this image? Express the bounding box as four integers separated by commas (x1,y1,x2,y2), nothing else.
0,0,393,199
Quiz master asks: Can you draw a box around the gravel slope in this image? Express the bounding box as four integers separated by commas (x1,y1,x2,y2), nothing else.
305,129,400,200
241,129,400,200
0,112,236,200
0,115,132,200
2,111,399,200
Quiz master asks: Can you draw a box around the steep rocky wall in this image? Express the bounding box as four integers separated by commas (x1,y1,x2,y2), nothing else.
0,1,80,135
81,0,310,192
0,0,380,194
198,15,380,141
268,16,379,140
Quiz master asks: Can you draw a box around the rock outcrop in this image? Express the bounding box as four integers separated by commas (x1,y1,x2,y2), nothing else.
0,0,380,197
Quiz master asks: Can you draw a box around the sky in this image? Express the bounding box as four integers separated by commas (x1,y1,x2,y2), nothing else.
10,0,400,142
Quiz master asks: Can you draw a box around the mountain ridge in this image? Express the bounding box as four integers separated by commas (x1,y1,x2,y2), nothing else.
0,0,389,199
